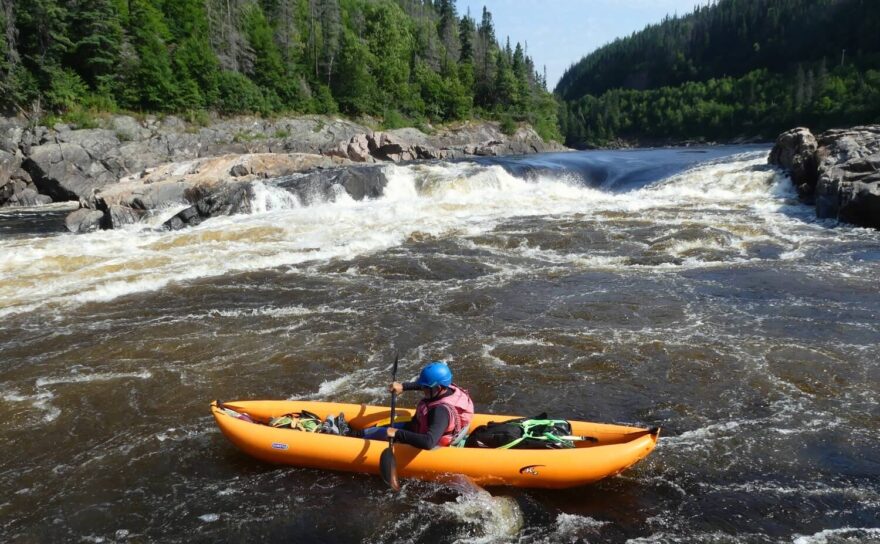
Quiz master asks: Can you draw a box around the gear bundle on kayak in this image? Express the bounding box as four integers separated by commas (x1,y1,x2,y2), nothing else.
211,400,659,489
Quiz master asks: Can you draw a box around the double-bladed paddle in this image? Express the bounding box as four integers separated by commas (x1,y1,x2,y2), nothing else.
379,352,400,491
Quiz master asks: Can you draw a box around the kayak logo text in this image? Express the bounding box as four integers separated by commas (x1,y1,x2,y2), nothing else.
519,464,544,476
271,442,289,450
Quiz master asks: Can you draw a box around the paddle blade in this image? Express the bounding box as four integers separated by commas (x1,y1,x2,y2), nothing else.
379,446,400,491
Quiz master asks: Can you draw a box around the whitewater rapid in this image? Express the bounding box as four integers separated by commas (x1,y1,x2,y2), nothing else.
2,147,879,543
0,150,818,319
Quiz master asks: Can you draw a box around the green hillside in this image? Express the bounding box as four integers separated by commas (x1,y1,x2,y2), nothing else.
556,0,880,147
0,0,559,140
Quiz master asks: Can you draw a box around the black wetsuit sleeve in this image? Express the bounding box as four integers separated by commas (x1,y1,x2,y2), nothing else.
395,407,450,450
402,382,421,391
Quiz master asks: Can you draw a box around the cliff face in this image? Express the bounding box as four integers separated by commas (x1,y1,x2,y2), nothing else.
769,126,880,229
0,114,565,217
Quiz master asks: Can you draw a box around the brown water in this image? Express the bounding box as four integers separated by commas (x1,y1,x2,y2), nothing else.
1,148,878,543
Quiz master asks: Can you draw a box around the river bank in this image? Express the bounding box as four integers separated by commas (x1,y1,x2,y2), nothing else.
769,124,880,229
0,113,565,230
4,115,878,233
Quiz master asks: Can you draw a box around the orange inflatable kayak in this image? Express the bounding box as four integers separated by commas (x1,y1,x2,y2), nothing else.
211,400,659,489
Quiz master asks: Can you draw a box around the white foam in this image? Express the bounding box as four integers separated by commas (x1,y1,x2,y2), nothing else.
250,181,301,212
626,531,764,543
554,513,609,540
439,480,524,544
206,304,362,319
792,527,880,544
661,420,743,446
35,371,152,388
708,481,880,505
0,151,856,317
290,367,385,401
1,388,60,423
479,344,508,367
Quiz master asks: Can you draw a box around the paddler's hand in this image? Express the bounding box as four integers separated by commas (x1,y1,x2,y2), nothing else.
389,382,404,394
386,427,398,438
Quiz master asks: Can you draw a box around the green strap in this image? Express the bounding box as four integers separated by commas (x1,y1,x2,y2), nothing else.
497,420,577,449
498,435,529,449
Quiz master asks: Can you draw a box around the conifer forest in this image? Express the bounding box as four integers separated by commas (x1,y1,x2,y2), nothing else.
0,0,560,139
2,0,880,146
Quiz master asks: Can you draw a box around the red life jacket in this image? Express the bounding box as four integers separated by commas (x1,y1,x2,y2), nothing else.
414,384,474,447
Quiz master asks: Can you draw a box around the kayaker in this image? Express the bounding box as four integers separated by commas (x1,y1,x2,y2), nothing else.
356,361,474,449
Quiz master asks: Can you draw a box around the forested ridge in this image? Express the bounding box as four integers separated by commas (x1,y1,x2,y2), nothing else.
556,0,880,147
0,0,559,140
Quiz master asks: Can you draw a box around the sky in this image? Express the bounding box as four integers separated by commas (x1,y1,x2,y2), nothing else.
456,0,706,90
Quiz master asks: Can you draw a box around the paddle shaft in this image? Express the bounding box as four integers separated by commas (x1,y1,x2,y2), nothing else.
388,358,398,442
379,352,401,491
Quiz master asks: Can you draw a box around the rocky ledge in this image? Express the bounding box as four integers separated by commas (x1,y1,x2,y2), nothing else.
769,125,880,229
0,114,564,231
67,153,361,233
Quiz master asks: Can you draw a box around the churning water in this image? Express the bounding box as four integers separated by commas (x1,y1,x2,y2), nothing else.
1,147,878,543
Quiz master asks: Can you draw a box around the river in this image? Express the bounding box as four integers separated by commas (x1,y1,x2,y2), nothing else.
1,146,878,543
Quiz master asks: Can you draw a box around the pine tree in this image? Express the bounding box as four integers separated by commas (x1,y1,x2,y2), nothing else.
794,64,805,111
0,1,8,80
458,10,475,64
242,2,292,109
437,0,458,63
264,0,299,69
205,0,252,73
67,0,123,92
319,0,341,86
362,1,412,114
15,0,72,83
494,49,516,110
333,27,374,115
474,6,496,108
123,0,177,110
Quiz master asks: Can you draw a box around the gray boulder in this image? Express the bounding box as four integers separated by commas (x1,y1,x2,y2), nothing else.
190,180,254,218
346,133,374,162
814,126,880,228
24,142,116,201
230,163,251,177
0,118,26,153
0,178,13,204
9,188,52,206
277,165,387,204
0,149,20,181
370,132,415,162
65,208,105,233
770,125,880,229
0,147,55,207
162,205,204,230
56,128,120,157
110,115,150,141
768,127,819,200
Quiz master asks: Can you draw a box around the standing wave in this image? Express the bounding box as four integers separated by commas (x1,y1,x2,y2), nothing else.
0,150,790,318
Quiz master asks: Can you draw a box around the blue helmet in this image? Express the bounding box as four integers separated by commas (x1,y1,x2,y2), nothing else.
416,361,453,388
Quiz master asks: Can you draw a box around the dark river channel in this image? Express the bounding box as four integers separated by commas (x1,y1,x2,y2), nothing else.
1,146,878,543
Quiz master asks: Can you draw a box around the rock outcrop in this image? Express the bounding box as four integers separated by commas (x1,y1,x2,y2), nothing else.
769,125,880,229
89,153,353,230
0,118,51,207
0,113,565,230
322,123,561,163
767,127,819,200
